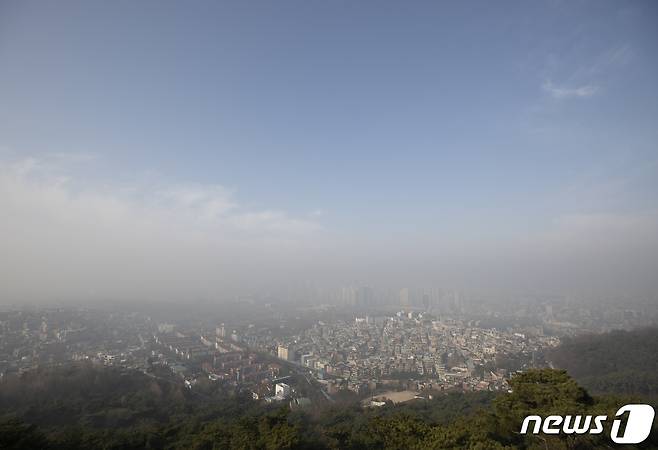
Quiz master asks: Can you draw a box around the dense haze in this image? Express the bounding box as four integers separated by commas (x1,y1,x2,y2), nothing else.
1,1,657,303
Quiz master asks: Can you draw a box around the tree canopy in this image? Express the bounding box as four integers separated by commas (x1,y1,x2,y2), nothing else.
1,366,656,449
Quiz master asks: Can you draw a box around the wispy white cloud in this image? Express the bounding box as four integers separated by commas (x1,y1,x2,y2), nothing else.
542,80,598,99
0,156,321,238
573,44,633,79
157,184,237,221
0,155,324,301
534,43,632,103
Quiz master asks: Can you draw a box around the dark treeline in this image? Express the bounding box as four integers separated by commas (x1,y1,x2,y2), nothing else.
548,327,658,398
2,366,657,449
0,363,257,429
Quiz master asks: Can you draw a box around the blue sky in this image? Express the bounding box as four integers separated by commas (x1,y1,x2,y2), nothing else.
0,1,657,300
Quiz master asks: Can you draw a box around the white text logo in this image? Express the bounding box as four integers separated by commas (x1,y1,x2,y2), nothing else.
520,404,655,444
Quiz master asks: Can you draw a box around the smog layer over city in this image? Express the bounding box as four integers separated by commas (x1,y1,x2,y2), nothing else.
0,1,657,449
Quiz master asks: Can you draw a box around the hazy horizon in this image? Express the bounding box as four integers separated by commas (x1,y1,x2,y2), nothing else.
1,1,657,303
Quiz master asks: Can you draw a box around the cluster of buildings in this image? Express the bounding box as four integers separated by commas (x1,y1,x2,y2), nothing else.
0,308,152,377
260,311,559,396
3,297,656,408
151,326,314,406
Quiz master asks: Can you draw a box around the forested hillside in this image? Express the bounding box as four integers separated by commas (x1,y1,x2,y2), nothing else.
2,366,655,449
548,327,658,398
0,363,262,429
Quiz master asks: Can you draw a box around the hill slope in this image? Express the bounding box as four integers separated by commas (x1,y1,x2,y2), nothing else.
548,327,658,398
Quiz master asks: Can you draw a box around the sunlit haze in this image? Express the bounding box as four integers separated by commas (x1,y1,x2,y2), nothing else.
1,1,657,303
